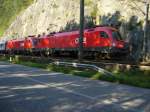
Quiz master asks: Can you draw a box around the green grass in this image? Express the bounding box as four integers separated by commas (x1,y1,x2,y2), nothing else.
0,55,150,89
0,0,33,36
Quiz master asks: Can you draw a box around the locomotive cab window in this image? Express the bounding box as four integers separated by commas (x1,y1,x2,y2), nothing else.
99,31,109,38
112,31,123,41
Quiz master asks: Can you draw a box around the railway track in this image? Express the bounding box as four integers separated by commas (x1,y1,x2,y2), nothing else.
49,57,150,71
1,54,149,70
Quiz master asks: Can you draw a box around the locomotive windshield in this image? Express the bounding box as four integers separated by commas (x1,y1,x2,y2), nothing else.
112,31,123,41
100,31,109,38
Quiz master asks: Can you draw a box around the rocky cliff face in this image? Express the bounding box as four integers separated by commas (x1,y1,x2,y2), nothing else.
1,0,148,40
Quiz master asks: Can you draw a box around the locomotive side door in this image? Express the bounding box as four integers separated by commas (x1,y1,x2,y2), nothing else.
84,30,99,48
99,31,111,47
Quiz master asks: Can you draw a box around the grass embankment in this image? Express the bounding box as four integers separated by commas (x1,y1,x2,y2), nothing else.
0,55,150,89
0,0,33,36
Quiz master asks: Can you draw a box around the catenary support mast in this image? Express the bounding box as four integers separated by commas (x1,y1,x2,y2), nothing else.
143,2,149,61
78,0,84,61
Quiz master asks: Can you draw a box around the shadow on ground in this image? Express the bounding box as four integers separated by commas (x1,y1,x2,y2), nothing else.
0,62,150,112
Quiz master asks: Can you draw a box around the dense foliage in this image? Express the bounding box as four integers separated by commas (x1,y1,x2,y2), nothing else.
0,0,33,36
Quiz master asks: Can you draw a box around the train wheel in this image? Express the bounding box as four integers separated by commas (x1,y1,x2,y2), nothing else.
40,51,44,57
95,53,110,60
45,49,50,57
105,53,111,59
95,53,101,60
44,51,48,57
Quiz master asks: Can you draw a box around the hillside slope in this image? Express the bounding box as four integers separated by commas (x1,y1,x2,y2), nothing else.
0,0,33,36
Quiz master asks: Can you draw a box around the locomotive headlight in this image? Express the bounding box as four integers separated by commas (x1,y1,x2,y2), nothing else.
112,42,116,47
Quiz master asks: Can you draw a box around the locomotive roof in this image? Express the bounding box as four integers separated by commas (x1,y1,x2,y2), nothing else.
52,26,117,37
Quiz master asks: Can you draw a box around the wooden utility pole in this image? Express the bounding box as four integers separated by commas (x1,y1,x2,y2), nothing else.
143,2,149,61
78,0,84,62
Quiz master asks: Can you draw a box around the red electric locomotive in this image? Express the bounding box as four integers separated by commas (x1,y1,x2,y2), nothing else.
6,39,24,54
6,40,14,51
50,26,128,57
